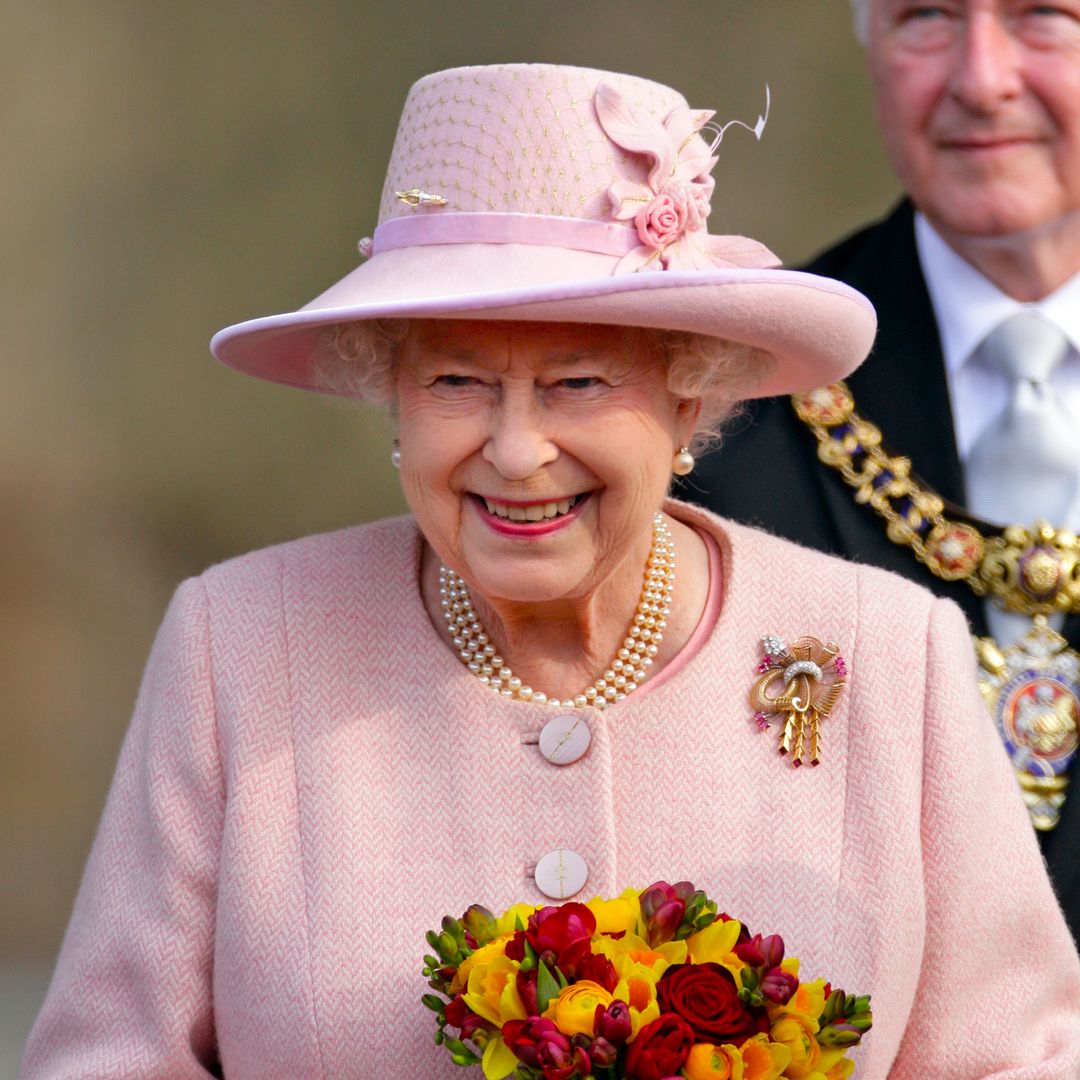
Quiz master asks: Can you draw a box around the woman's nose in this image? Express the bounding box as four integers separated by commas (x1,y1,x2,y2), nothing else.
481,396,558,480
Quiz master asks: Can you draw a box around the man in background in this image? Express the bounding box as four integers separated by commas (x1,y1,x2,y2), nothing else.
691,0,1080,939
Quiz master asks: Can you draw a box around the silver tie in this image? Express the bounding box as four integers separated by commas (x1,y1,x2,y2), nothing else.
966,311,1077,644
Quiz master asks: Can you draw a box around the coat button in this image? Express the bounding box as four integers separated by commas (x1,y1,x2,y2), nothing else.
534,848,588,899
538,714,592,765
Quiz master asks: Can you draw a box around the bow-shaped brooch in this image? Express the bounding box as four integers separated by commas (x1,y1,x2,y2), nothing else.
749,635,848,767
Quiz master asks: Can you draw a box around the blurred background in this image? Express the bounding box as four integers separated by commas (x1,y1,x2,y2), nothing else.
2,0,898,1068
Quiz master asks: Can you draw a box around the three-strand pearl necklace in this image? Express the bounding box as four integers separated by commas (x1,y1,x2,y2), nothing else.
439,512,675,710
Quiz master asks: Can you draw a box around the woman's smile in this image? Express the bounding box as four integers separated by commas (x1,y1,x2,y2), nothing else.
473,491,593,536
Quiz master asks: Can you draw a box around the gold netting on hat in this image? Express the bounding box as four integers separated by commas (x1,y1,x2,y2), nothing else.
378,65,685,224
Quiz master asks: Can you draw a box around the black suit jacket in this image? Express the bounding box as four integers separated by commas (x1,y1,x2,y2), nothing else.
687,200,1080,940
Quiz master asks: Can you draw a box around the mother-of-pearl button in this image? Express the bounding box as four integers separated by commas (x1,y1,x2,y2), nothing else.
534,848,588,899
538,714,592,765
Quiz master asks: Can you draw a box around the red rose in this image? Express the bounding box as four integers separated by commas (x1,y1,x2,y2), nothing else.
657,963,764,1044
624,1013,695,1080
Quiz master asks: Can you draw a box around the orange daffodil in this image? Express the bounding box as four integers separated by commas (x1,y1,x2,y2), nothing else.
421,882,872,1079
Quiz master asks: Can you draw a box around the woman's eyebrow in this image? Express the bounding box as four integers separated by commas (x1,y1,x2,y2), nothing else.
415,345,481,367
540,348,615,365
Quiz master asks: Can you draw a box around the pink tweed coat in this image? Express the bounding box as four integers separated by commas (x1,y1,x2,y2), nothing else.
23,502,1080,1078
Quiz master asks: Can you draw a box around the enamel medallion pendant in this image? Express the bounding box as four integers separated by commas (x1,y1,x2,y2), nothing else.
750,634,848,767
976,617,1080,830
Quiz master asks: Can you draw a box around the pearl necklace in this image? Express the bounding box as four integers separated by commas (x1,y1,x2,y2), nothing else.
439,513,675,710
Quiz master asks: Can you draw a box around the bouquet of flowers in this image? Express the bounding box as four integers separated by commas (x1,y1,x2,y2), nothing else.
422,881,871,1079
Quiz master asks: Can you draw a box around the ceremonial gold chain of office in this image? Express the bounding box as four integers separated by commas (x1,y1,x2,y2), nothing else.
791,382,1080,832
790,382,1080,619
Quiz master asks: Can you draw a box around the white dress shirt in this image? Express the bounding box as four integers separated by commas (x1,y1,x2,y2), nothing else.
915,213,1080,643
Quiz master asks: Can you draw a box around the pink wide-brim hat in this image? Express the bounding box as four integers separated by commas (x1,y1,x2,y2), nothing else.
211,63,876,399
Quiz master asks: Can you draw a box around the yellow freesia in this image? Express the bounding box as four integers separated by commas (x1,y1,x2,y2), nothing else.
495,902,539,937
686,917,743,971
806,1046,855,1080
586,887,642,935
463,954,527,1028
451,936,511,995
481,1033,520,1080
775,977,826,1024
544,979,614,1037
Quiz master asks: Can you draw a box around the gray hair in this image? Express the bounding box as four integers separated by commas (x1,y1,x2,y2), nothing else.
316,319,776,454
849,0,870,43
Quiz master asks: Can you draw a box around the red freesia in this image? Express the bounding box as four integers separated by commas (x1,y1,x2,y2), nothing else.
503,1017,591,1079
657,963,765,1044
594,1000,632,1045
640,881,693,946
523,903,597,975
588,1036,618,1067
623,1013,695,1079
527,904,596,954
443,993,487,1040
516,968,539,1016
578,952,618,992
736,932,784,969
762,966,799,1005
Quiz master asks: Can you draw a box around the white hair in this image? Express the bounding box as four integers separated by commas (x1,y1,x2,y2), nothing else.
316,319,776,454
849,0,870,43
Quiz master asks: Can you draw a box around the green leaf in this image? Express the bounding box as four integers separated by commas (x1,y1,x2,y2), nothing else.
536,958,561,1015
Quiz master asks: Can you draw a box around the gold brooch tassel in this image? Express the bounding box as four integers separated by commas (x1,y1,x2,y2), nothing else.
751,635,847,768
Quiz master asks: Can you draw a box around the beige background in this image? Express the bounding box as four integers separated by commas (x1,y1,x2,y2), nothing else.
2,0,898,1065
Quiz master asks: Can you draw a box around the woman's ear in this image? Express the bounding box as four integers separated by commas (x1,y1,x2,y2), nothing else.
675,396,703,446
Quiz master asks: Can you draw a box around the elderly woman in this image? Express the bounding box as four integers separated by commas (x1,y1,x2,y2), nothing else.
23,64,1080,1079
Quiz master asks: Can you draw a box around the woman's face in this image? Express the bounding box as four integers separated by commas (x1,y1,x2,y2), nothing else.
394,319,698,606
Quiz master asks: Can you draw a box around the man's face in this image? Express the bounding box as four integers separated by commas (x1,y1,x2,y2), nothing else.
867,1,1080,241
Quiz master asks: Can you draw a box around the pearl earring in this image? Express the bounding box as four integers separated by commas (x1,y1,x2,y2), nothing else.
672,446,695,476
390,440,402,469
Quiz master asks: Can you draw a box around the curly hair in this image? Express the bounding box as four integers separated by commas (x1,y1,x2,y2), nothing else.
314,319,775,453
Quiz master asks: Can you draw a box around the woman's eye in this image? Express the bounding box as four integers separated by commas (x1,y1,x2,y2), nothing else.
434,374,479,388
558,376,603,390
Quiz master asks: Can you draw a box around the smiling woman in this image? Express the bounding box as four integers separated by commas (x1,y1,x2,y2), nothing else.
23,62,1080,1080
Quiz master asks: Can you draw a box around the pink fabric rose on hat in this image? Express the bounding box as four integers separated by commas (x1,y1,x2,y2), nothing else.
594,79,778,274
636,190,688,250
